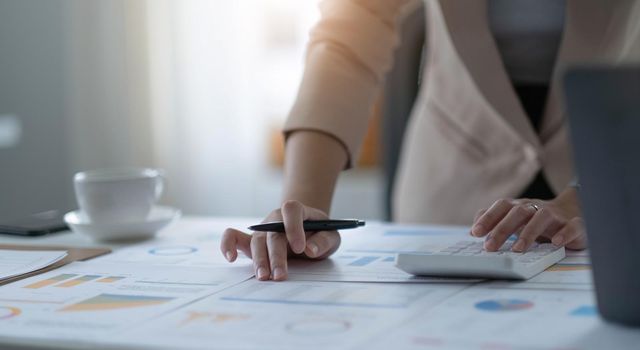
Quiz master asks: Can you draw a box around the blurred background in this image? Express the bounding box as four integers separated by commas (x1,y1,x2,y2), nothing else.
0,0,386,222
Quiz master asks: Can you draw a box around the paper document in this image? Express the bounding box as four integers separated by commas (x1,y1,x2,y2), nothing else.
115,280,469,350
488,250,593,291
97,238,252,268
0,250,67,281
287,254,479,283
99,222,474,283
94,220,251,269
0,261,253,344
361,287,606,350
288,223,477,283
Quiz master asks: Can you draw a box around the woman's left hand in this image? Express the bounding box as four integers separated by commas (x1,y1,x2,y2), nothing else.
470,187,588,252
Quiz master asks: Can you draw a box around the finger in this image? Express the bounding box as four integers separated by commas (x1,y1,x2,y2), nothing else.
485,203,536,251
281,200,306,254
302,206,331,220
472,199,514,237
470,209,487,235
512,208,559,252
553,217,588,249
250,232,271,281
267,232,289,281
221,228,252,262
305,231,341,259
473,209,487,224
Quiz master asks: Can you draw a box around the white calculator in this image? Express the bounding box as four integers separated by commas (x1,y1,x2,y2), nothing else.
395,240,565,280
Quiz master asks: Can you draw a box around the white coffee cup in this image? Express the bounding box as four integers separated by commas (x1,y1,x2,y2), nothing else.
73,168,165,224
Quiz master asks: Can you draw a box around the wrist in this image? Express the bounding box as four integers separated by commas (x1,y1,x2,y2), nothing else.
553,186,582,218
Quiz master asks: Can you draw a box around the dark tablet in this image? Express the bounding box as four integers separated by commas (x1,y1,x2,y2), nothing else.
0,210,68,237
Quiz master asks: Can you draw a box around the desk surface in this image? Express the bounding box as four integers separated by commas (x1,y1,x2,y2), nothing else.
0,217,638,350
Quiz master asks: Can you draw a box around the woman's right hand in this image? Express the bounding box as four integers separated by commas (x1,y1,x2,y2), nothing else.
220,200,341,281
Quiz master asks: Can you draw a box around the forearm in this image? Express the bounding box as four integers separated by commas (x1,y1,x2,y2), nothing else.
282,131,348,214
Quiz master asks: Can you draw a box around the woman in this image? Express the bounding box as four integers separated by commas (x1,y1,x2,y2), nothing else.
221,0,640,281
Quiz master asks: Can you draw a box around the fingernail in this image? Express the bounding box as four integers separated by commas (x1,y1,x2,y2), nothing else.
484,235,494,250
257,267,269,280
293,240,305,254
273,267,285,280
552,235,564,245
512,239,526,252
471,224,484,236
225,251,233,262
307,242,319,257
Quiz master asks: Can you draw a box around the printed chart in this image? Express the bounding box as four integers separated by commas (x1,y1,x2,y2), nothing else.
0,262,253,342
24,274,127,290
338,254,396,266
23,274,78,289
97,240,251,268
570,305,598,317
362,287,600,350
113,278,467,349
474,299,534,312
0,306,20,320
547,262,591,272
288,252,477,283
148,246,198,256
61,294,174,312
218,280,449,309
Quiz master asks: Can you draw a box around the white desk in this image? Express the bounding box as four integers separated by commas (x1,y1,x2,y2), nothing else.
0,217,639,350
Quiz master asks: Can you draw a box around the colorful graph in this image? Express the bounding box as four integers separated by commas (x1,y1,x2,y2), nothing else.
179,311,250,327
570,305,597,317
547,263,591,272
475,299,534,312
0,306,21,320
60,294,174,312
338,255,395,266
96,276,126,283
348,256,379,266
23,274,125,290
23,274,78,289
54,275,101,288
285,318,351,335
148,246,198,256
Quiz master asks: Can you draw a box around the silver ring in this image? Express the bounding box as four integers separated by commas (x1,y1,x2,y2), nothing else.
530,203,541,212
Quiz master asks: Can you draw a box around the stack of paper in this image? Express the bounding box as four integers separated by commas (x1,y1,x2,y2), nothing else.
0,250,68,283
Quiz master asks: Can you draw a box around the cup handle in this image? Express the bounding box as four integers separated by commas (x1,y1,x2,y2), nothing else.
155,170,166,201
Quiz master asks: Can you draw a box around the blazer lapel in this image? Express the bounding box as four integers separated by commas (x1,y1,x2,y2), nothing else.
437,0,541,149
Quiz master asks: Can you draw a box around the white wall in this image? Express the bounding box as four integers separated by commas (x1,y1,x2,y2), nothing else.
0,0,75,219
0,0,385,221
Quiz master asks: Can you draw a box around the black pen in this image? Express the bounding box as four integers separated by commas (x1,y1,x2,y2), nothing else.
248,219,365,232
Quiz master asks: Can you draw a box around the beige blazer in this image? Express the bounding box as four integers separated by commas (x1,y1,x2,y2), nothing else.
285,0,640,225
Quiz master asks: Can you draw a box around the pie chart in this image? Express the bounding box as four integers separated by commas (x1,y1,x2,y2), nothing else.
0,306,21,320
148,246,198,256
474,299,534,312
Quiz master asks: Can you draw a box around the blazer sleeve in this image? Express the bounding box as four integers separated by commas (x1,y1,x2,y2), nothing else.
283,0,411,168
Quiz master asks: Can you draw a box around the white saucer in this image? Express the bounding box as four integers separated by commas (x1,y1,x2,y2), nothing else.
64,206,181,242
